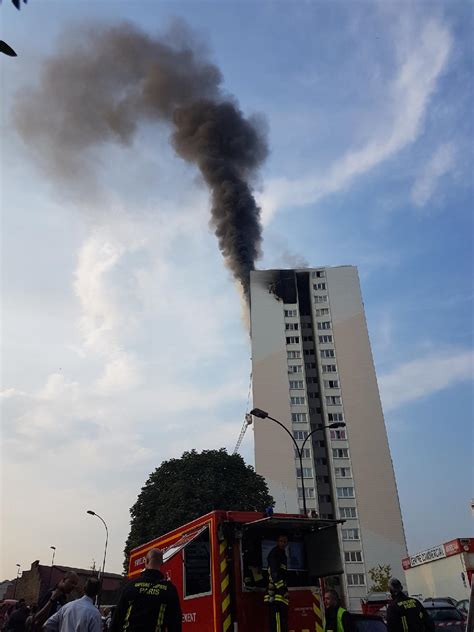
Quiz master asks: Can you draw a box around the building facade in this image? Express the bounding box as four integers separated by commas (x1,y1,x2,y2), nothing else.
402,538,473,601
5,561,123,605
250,266,407,610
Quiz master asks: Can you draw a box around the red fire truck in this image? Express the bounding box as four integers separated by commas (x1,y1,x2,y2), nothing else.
128,510,344,632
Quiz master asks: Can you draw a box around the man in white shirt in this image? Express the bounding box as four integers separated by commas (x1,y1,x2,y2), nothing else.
43,578,102,632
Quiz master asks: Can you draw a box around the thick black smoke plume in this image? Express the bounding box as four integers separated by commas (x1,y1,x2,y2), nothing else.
14,21,267,296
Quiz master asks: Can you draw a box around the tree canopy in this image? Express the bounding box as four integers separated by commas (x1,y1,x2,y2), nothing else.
124,448,274,569
368,564,392,592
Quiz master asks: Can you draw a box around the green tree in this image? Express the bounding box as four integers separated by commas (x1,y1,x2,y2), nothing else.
123,448,274,570
368,564,392,592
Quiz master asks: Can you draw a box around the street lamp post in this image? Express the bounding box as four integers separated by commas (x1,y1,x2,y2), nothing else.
48,546,56,589
250,408,346,516
13,564,21,599
86,510,108,606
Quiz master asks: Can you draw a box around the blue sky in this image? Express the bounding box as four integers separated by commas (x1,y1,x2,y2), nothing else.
1,0,472,577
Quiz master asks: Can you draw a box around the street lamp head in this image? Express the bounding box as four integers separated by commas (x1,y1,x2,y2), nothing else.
328,422,346,429
16,564,20,568
50,546,56,550
250,408,269,419
87,510,95,516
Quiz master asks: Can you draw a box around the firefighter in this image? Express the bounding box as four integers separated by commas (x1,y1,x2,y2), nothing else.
323,589,351,632
110,549,181,632
265,535,289,632
386,578,435,632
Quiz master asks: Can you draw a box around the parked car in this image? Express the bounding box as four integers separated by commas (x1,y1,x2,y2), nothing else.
351,613,388,632
424,601,466,632
456,599,469,615
424,597,458,607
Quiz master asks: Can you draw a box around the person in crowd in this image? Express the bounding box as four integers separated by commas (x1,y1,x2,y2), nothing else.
34,571,79,629
323,589,351,632
5,601,28,632
25,605,37,632
110,549,181,632
386,578,435,632
104,607,114,632
43,578,101,632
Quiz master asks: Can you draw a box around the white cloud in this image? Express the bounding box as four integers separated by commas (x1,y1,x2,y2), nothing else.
73,219,146,393
259,18,452,224
1,206,251,576
379,348,473,413
411,142,456,208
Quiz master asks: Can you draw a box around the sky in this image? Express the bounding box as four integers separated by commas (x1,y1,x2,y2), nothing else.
1,0,473,579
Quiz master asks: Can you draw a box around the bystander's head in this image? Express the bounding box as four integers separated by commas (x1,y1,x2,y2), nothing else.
57,571,79,595
84,578,100,600
324,589,341,610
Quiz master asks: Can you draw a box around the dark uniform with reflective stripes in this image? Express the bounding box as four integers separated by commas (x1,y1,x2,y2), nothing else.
110,569,181,632
387,594,435,632
265,546,289,632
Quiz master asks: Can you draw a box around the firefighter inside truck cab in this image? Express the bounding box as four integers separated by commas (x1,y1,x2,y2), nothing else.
265,535,290,632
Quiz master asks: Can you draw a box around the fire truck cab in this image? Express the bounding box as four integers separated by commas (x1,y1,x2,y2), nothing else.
128,510,344,632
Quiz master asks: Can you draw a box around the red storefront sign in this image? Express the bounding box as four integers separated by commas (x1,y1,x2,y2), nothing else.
403,538,474,570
